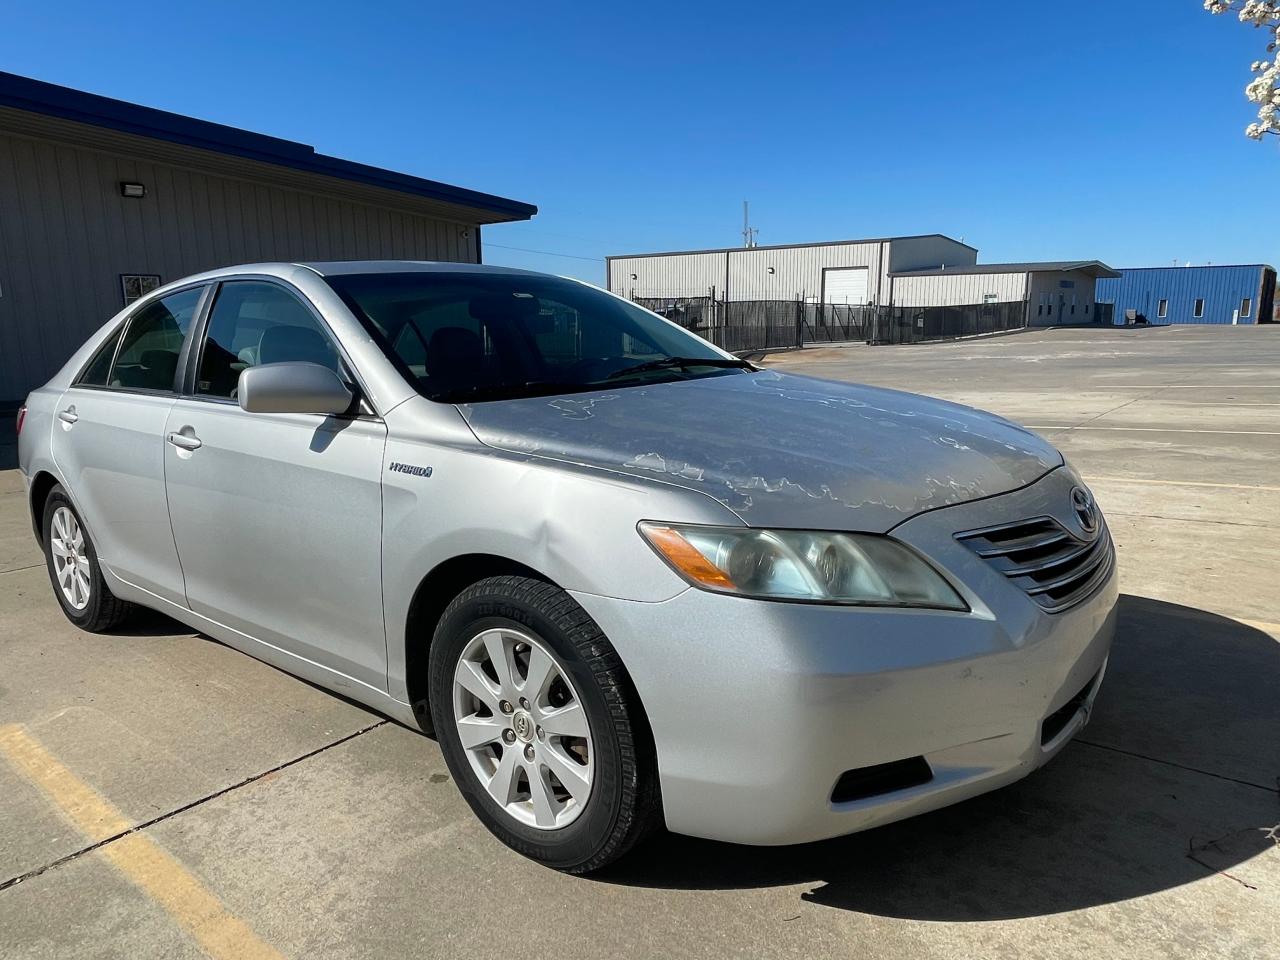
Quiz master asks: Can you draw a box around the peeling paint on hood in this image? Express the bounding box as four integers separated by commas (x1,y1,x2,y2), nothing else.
459,369,1062,533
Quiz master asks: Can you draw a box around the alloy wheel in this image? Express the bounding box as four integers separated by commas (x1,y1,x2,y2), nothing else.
451,627,594,829
50,506,91,611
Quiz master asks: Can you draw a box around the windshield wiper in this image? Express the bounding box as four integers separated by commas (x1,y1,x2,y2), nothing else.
434,379,598,404
604,356,754,381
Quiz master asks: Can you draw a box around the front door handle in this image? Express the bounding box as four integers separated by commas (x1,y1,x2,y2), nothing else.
166,432,202,451
57,407,78,424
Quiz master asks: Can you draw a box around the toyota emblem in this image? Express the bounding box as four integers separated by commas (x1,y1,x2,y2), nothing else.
1071,486,1098,535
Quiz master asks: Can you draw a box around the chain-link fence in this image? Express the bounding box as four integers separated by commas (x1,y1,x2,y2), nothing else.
866,301,1028,345
632,296,804,353
630,292,1027,353
803,303,875,344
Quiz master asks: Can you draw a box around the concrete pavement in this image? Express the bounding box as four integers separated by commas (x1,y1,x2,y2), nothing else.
1,326,1277,958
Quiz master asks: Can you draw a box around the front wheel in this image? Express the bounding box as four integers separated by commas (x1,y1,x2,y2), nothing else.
429,575,660,873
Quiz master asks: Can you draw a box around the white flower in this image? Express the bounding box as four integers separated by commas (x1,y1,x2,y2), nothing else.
1211,0,1280,139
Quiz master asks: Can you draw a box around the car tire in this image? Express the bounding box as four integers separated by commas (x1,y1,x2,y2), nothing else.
42,485,134,632
429,575,660,873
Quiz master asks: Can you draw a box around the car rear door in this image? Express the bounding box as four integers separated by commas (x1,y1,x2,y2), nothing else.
162,278,389,690
50,285,208,604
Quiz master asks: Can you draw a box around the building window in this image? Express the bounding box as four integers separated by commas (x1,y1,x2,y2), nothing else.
1047,302,1052,316
120,274,162,305
1037,303,1043,316
1071,294,1077,315
1241,298,1252,318
1194,298,1205,318
1157,299,1168,319
1085,302,1091,314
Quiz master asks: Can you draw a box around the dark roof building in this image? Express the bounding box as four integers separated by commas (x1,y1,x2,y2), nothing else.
890,260,1120,279
0,71,536,405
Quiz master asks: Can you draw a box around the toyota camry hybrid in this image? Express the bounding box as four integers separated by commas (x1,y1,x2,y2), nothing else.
16,261,1117,873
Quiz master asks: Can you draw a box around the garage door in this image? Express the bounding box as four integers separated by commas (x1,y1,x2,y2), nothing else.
823,267,869,305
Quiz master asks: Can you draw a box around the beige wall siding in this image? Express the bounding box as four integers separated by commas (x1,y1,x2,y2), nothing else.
891,271,1028,307
0,127,480,402
607,252,726,299
887,236,977,274
727,243,882,302
1027,270,1100,325
608,241,890,304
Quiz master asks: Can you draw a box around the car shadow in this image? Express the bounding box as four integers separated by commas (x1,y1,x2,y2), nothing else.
595,594,1280,920
100,605,201,637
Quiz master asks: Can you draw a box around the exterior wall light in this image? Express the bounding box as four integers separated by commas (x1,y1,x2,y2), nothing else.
119,182,146,198
767,267,776,274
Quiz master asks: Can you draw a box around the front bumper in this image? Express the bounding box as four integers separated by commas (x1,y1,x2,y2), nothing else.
570,467,1117,846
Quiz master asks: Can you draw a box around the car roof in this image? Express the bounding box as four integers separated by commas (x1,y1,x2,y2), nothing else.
171,260,555,285
134,260,580,308
298,260,551,278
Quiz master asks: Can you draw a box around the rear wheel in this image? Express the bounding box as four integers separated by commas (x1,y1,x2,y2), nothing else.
429,575,659,873
42,486,134,632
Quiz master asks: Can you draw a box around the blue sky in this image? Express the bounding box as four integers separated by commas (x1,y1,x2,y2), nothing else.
3,1,1274,283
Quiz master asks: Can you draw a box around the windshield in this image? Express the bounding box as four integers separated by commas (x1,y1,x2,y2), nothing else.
323,271,749,402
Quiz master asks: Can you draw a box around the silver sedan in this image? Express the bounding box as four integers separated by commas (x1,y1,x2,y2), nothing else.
17,261,1116,872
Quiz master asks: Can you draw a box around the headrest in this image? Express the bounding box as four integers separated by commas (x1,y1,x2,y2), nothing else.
139,349,178,382
428,326,483,360
258,325,332,367
468,293,540,325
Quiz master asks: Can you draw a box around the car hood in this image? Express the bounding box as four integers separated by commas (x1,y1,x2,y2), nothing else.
459,369,1062,532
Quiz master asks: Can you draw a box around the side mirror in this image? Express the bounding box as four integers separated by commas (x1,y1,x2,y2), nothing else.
237,362,354,415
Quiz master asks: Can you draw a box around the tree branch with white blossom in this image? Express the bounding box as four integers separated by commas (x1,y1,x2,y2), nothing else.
1205,0,1280,138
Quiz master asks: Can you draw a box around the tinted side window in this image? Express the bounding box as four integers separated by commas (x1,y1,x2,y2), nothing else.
197,282,342,398
109,287,204,391
76,325,125,386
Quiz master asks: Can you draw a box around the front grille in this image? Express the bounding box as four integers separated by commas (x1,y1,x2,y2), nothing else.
956,515,1114,614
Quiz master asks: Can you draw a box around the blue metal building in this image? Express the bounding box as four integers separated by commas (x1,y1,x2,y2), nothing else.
1095,265,1276,325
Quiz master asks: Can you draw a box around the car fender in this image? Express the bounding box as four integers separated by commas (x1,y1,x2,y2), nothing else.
379,396,743,701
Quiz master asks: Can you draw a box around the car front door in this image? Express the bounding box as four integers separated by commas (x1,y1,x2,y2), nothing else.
50,285,207,604
162,279,389,690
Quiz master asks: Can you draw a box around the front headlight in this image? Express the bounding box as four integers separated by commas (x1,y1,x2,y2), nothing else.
638,522,967,610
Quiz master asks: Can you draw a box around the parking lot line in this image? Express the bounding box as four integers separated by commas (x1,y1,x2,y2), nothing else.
0,724,285,960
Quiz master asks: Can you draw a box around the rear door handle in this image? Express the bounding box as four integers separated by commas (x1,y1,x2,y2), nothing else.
57,407,78,424
166,432,202,451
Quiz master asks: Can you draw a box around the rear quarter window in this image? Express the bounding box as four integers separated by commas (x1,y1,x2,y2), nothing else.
76,326,125,386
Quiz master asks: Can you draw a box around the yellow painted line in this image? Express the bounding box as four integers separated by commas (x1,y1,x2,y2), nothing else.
0,724,284,960
1083,476,1280,493
1026,425,1280,436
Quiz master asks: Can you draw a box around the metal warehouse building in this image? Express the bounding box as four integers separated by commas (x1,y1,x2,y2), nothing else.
891,260,1120,322
0,72,537,407
1095,265,1276,325
608,235,979,305
607,238,1119,326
